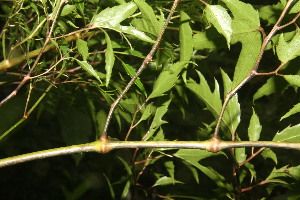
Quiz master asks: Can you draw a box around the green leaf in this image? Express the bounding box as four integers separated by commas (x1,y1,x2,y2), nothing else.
104,174,116,200
76,38,89,61
193,28,227,51
148,61,188,99
139,102,154,122
133,0,162,36
277,32,300,63
121,181,131,199
91,2,137,28
222,0,262,87
281,102,300,120
119,25,155,43
164,161,175,184
179,11,193,61
248,108,262,141
186,71,233,137
61,4,76,16
221,69,240,134
76,60,102,83
103,30,115,87
232,32,262,88
253,76,288,101
174,149,224,162
284,75,300,87
174,149,228,187
153,176,183,187
290,1,300,14
222,0,260,32
205,5,232,48
235,148,246,163
273,124,300,142
144,99,171,141
261,148,277,164
119,59,147,96
266,166,290,182
258,3,282,26
288,165,300,181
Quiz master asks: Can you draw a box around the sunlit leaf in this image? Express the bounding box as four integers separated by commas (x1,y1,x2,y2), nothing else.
134,0,162,36
148,61,188,99
248,108,262,141
222,0,261,87
221,69,240,134
76,38,89,61
179,11,193,61
139,102,154,122
273,124,300,142
290,1,300,14
91,2,137,28
76,60,102,83
153,176,183,187
205,5,232,48
119,25,155,43
284,75,300,87
103,30,115,87
277,33,300,63
281,103,300,120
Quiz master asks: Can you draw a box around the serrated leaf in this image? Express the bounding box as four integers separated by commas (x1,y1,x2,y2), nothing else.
222,0,260,32
179,11,193,61
174,149,228,186
205,5,232,48
134,0,162,36
235,148,246,163
253,76,288,101
139,102,153,122
186,71,234,137
281,103,300,120
148,61,188,99
222,0,261,87
119,59,147,96
248,108,262,141
76,39,89,61
258,3,282,26
277,32,300,63
289,165,300,181
284,75,300,87
91,2,137,28
273,124,300,142
221,69,240,133
164,161,175,184
261,148,277,164
174,149,224,162
119,25,155,43
266,166,290,181
153,176,183,187
103,30,115,87
144,99,171,141
76,60,102,83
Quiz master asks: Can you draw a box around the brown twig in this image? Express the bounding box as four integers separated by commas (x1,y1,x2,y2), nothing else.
101,0,182,138
213,0,296,139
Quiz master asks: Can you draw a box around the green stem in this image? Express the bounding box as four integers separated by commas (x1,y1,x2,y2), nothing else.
1,139,300,168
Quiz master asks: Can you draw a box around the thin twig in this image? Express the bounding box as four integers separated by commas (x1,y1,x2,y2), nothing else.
101,0,182,138
213,0,296,139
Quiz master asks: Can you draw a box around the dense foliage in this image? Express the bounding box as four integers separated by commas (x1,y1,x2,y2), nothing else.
0,0,300,199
